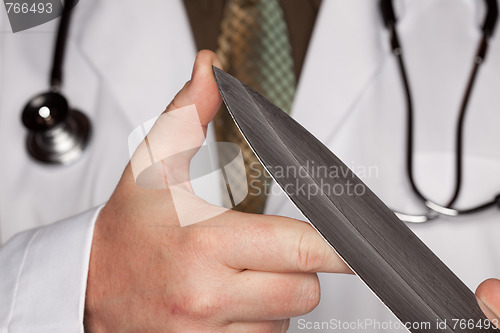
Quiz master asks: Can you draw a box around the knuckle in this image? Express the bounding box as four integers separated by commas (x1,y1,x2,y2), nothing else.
296,231,328,272
178,290,226,320
187,228,220,259
297,274,321,313
188,229,211,250
259,321,287,333
281,319,291,333
258,324,280,333
191,294,222,319
269,274,320,316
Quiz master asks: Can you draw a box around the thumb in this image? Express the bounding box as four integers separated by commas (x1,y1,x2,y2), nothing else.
128,50,228,226
165,49,223,126
130,50,223,189
476,278,500,327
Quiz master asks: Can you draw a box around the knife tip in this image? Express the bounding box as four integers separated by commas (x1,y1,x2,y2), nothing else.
212,65,223,77
212,65,225,89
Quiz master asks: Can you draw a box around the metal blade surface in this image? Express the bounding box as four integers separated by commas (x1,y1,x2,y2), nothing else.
213,67,498,333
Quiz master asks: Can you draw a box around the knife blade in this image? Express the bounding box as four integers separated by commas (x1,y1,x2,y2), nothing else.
213,66,498,333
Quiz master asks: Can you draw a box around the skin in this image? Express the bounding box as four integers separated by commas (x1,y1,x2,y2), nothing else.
84,50,351,332
476,279,500,328
83,49,500,332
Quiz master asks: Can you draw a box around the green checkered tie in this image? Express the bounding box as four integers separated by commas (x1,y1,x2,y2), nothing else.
214,0,296,213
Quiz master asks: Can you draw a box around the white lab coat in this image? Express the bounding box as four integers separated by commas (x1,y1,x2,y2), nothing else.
1,0,499,332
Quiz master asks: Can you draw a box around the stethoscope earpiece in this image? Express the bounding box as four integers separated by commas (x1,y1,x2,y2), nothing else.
22,91,91,165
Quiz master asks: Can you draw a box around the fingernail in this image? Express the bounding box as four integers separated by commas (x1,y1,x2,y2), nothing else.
477,296,500,328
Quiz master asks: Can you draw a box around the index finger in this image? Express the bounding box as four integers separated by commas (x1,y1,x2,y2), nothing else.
215,211,352,274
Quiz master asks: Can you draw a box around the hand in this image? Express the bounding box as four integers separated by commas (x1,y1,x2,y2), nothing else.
84,50,351,332
476,278,500,328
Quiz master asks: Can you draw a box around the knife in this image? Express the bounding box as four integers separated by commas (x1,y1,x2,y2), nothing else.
213,67,499,333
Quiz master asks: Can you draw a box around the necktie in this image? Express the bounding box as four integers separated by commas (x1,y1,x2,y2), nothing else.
214,0,296,214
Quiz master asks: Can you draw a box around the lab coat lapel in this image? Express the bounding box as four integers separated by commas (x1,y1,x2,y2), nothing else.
291,0,386,143
77,0,197,127
265,0,387,214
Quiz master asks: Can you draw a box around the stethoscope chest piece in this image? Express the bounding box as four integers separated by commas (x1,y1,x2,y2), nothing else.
22,91,91,165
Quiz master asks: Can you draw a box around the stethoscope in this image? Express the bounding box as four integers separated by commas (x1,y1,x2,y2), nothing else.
380,0,500,222
21,0,90,165
19,0,500,221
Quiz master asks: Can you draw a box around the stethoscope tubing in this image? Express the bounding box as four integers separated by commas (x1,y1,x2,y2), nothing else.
381,0,499,222
50,0,76,91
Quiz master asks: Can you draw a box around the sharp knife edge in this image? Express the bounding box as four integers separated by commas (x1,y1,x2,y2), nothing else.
213,67,497,333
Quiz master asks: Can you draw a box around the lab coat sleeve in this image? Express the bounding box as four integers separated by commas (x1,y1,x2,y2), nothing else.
0,206,102,333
